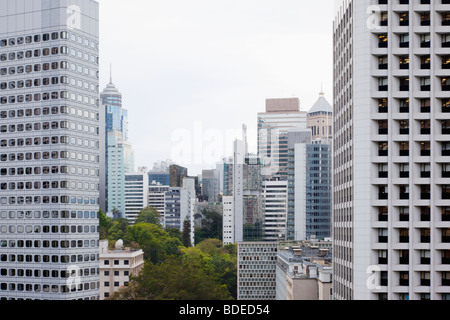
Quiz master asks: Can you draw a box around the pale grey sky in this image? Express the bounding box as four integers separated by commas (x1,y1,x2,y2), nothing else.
98,0,334,175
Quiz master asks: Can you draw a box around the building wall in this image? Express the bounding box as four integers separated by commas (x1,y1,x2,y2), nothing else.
222,196,234,245
124,169,149,223
258,98,307,176
262,178,288,241
0,0,100,300
305,141,332,240
237,242,278,300
334,0,450,300
290,278,317,300
99,241,144,300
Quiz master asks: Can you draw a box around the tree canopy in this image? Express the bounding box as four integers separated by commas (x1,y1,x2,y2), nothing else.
108,243,234,300
100,208,237,300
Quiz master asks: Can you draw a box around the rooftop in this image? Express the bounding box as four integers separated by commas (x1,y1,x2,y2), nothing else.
308,91,333,115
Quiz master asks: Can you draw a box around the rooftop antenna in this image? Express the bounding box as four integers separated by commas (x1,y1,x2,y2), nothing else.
110,63,113,84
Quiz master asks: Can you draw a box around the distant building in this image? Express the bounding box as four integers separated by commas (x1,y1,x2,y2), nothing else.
99,240,145,300
222,156,234,197
287,129,312,241
164,187,181,229
237,242,278,300
148,160,172,186
124,167,149,223
262,177,288,241
148,182,170,225
276,243,332,300
305,140,332,240
106,130,135,216
258,98,307,177
222,196,234,245
202,169,219,203
180,177,196,245
169,164,188,187
101,74,135,215
307,91,333,141
286,126,332,241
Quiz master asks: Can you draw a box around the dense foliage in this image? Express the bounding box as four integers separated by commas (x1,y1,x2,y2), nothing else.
100,208,237,300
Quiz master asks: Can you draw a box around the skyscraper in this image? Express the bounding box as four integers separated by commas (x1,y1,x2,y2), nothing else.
258,98,307,177
100,71,134,215
202,169,219,203
0,0,100,300
262,177,288,241
333,0,450,300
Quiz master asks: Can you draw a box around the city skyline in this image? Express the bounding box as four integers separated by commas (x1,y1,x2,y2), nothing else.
97,0,334,175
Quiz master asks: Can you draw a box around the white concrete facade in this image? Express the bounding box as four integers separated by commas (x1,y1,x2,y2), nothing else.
333,0,450,300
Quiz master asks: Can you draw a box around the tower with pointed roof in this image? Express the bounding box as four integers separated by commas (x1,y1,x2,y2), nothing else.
100,67,135,215
307,90,333,141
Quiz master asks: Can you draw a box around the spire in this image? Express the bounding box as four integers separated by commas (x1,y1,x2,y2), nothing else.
319,83,325,97
110,63,113,84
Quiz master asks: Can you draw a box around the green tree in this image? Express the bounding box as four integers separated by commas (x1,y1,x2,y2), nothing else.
107,218,129,241
108,247,232,300
99,209,112,240
194,209,223,243
181,218,192,247
196,239,237,299
135,206,161,226
124,223,182,263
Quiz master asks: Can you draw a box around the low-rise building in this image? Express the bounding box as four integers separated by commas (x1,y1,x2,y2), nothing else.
276,243,332,300
99,240,145,300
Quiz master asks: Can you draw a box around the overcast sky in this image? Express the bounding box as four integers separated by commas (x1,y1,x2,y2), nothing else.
97,0,335,175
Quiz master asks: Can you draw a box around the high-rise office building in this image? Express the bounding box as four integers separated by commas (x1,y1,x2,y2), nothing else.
333,0,450,300
164,187,181,229
105,130,134,216
262,177,288,241
223,139,267,244
124,167,149,223
148,160,172,186
305,140,332,240
100,72,134,215
258,98,307,177
148,182,170,225
180,177,196,244
287,129,313,241
0,0,100,300
202,169,219,203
